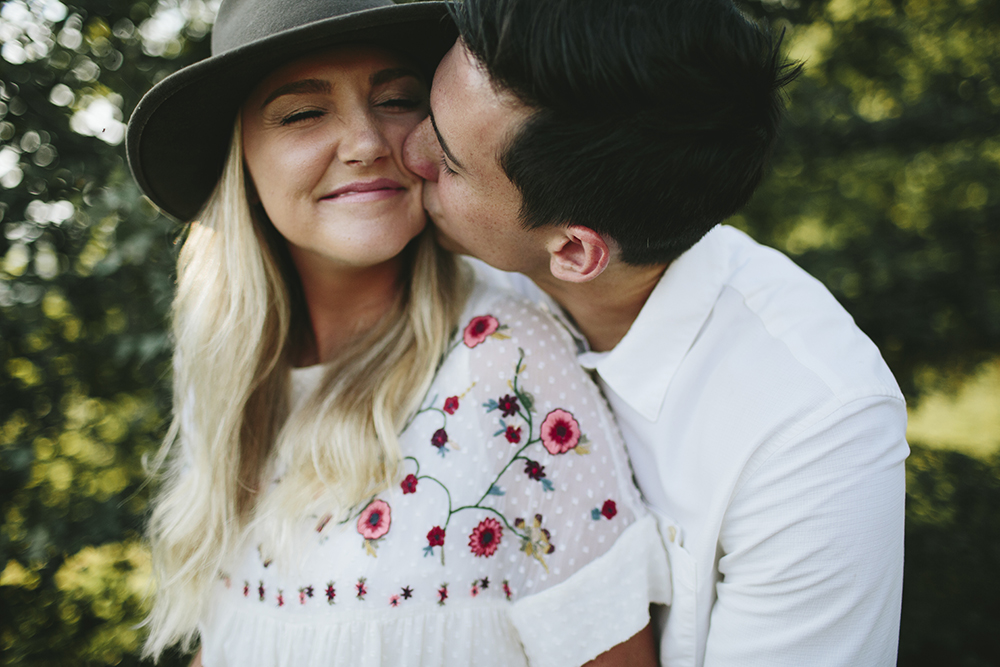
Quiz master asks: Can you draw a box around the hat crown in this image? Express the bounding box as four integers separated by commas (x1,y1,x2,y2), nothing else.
212,0,393,54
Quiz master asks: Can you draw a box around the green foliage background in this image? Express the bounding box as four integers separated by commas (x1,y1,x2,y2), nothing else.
0,0,997,664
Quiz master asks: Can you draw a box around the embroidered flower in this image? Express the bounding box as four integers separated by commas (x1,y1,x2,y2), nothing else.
463,315,499,347
524,459,545,481
443,396,460,414
469,517,503,558
298,585,313,605
401,586,413,600
601,499,618,520
243,581,249,597
498,394,519,417
437,583,449,606
356,577,368,600
258,581,265,602
357,499,391,540
276,590,284,607
480,577,490,590
516,514,555,570
325,582,336,604
503,580,513,601
471,580,480,597
431,428,448,449
389,594,400,607
540,409,581,455
505,425,522,443
401,473,418,494
427,526,446,547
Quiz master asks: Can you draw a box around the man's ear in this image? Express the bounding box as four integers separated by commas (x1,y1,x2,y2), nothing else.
546,225,611,283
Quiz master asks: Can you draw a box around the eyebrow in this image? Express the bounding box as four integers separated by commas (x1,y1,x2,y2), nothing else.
370,67,422,87
429,110,465,172
260,79,331,109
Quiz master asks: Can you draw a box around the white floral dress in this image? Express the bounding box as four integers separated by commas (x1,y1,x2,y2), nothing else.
199,282,671,667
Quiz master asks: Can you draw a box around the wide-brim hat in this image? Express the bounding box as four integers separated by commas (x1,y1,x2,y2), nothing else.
126,0,456,222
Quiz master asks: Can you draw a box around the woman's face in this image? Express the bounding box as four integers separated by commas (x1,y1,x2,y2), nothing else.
242,45,428,270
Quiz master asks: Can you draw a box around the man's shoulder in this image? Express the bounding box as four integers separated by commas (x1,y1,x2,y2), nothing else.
700,226,902,404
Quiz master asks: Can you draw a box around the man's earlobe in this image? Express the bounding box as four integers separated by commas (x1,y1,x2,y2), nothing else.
547,225,611,283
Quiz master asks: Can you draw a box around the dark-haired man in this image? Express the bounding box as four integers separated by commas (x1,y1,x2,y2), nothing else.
404,0,908,665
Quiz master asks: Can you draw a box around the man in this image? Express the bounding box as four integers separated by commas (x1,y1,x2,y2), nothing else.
403,0,909,665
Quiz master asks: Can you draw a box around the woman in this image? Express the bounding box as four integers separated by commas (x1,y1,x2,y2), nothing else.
127,1,670,665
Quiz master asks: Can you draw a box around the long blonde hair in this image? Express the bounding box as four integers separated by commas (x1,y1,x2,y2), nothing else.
143,119,469,657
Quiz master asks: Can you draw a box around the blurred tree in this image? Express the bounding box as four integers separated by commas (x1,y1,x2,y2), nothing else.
0,0,997,665
0,1,213,664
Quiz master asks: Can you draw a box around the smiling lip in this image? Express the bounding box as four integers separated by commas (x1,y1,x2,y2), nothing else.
322,178,406,203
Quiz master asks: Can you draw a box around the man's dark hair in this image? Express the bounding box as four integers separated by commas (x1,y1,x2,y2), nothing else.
450,0,802,265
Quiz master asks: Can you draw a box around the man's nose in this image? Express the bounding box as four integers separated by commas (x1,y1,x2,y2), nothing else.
403,116,441,182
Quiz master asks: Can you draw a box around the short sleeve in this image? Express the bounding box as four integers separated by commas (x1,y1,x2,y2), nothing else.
454,290,672,666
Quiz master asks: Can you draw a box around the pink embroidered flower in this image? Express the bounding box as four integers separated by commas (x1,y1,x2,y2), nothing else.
243,581,249,597
470,581,480,597
437,583,449,606
443,396,460,414
356,578,368,600
524,459,545,480
503,580,512,601
276,590,284,607
427,526,446,547
601,499,618,520
357,499,391,540
540,409,581,455
325,582,336,604
469,517,503,558
505,425,521,443
431,428,448,449
401,474,418,494
389,595,400,607
498,394,519,417
463,315,499,347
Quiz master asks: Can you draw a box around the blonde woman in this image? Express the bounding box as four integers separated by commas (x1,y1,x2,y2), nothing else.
127,1,670,665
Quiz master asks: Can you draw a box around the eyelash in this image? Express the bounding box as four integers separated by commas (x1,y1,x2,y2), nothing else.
280,109,323,126
440,156,458,176
378,97,422,110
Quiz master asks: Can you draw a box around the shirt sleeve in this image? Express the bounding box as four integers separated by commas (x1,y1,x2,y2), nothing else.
705,395,908,667
457,291,672,667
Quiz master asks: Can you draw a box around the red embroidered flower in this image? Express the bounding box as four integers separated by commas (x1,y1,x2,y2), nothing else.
437,583,449,605
243,581,249,597
276,590,284,607
463,315,499,347
356,578,367,599
505,425,521,443
601,499,618,520
503,580,513,601
498,394,519,417
427,526,446,547
431,428,448,449
325,582,336,604
469,517,503,558
524,459,546,480
443,396,460,414
540,409,581,455
401,473,418,494
357,499,391,540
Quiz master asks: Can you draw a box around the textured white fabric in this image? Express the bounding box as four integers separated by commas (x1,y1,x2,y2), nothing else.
198,281,671,667
469,224,909,667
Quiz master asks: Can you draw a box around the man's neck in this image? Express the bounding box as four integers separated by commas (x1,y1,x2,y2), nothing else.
532,262,668,352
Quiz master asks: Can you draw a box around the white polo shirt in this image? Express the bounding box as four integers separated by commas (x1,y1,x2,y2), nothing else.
469,224,908,667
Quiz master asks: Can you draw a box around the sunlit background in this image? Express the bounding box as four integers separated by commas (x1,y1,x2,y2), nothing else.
1,0,998,664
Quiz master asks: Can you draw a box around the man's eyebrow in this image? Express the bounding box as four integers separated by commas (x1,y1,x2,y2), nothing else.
429,110,465,171
260,79,331,109
370,67,422,87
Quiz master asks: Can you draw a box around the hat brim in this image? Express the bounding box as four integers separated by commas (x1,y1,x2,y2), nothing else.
127,2,456,221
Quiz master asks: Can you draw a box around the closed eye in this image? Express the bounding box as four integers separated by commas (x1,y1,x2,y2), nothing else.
280,109,324,125
440,156,458,176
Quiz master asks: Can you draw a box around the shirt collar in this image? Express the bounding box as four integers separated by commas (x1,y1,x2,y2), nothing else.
577,225,734,421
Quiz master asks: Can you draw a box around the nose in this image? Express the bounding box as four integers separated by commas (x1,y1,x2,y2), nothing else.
339,113,391,167
403,116,441,182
